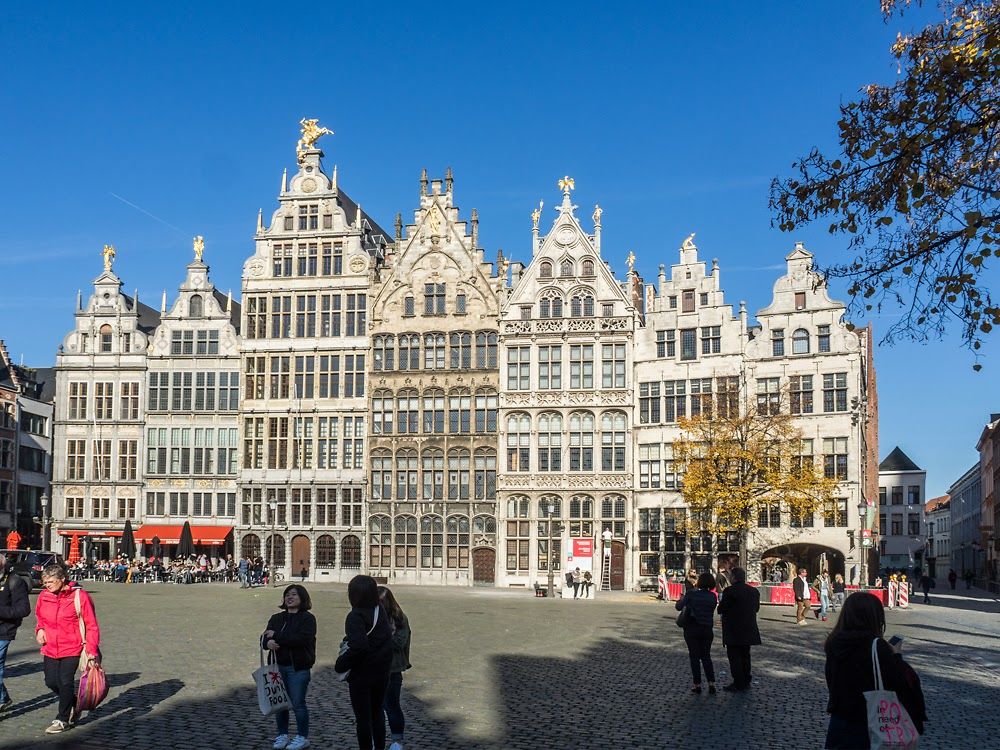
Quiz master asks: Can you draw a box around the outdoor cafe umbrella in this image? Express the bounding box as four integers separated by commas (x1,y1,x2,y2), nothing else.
151,535,162,559
178,521,195,558
120,519,137,560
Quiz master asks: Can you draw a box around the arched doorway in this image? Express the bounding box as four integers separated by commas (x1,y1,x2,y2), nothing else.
291,535,310,579
758,543,846,583
472,547,495,586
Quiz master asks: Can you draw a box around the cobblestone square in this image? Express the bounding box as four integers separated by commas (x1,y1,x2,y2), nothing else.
0,583,997,750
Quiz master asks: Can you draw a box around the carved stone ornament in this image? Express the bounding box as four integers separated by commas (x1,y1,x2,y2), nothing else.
349,255,368,274
247,259,266,277
301,177,317,193
556,227,576,246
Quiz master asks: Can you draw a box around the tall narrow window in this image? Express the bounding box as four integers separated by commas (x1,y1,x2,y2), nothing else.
792,328,810,354
189,294,203,317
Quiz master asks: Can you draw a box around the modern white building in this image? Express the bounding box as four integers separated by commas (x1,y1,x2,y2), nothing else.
878,446,927,572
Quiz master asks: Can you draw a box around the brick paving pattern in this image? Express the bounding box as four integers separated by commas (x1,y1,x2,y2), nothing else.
0,583,997,749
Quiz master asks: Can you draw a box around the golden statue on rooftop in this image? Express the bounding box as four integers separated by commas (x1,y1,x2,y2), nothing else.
297,118,334,162
102,244,116,272
558,176,575,194
626,250,636,272
193,235,205,262
531,200,544,230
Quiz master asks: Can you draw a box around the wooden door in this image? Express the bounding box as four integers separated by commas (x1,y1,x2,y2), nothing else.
610,541,626,590
291,535,310,578
472,547,496,586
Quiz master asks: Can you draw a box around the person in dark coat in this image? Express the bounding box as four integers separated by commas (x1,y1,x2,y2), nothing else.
335,575,393,750
0,553,32,713
947,569,957,590
263,584,317,750
918,574,932,604
824,592,927,749
675,572,718,694
716,567,760,692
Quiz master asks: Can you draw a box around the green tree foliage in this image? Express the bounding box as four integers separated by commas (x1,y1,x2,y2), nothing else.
771,1,1000,356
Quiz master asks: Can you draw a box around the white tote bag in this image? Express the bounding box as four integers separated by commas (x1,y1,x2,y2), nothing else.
865,639,920,749
253,650,292,716
335,606,379,682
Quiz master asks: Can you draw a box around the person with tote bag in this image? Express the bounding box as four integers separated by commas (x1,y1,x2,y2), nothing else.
824,592,927,749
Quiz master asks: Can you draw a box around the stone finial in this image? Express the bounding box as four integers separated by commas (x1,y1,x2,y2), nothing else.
76,289,82,311
257,208,264,233
226,289,233,315
281,168,288,193
471,208,479,248
395,212,403,241
445,166,454,193
332,164,338,191
356,204,364,230
420,168,428,196
161,290,167,314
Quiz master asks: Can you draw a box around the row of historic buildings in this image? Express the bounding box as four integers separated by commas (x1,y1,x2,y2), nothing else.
40,125,880,589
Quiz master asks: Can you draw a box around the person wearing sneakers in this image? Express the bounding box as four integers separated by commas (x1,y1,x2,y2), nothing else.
0,552,32,715
34,564,101,734
263,584,317,750
793,568,811,625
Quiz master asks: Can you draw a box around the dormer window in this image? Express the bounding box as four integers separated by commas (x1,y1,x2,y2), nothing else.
99,325,113,353
540,262,553,279
189,294,203,318
795,292,806,310
560,260,574,277
298,204,319,230
582,259,595,277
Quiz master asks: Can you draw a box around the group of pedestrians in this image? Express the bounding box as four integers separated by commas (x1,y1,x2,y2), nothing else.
674,563,928,749
0,552,103,735
261,575,411,750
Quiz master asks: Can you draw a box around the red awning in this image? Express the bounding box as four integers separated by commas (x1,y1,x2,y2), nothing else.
134,525,234,546
57,529,123,538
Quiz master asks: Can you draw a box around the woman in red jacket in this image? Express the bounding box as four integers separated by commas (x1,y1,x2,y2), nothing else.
34,564,101,734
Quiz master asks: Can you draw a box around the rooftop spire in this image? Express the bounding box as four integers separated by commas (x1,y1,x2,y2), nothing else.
420,168,428,196
257,208,263,233
471,208,479,248
76,289,82,311
160,290,167,314
332,164,338,190
395,212,403,242
226,289,233,315
445,166,453,193
281,168,288,193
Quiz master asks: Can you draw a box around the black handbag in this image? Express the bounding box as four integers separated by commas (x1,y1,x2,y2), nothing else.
676,602,690,628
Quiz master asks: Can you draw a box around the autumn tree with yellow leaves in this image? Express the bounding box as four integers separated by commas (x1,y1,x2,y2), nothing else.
771,0,1000,360
674,408,839,568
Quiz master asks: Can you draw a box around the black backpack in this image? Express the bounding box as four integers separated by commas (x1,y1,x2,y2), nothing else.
565,571,574,586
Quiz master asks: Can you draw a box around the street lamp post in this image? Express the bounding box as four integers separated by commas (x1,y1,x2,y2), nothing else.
857,500,868,588
41,492,51,550
546,503,555,598
268,497,278,587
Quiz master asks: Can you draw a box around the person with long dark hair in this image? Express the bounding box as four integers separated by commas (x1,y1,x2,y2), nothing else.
824,592,927,749
336,575,393,750
263,584,317,750
378,586,412,750
675,571,718,694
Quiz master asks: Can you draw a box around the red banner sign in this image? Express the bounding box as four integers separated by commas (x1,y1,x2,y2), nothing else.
573,539,594,557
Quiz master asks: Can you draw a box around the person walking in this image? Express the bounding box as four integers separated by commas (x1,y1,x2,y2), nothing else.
571,567,582,599
947,568,957,590
716,567,760,692
675,572,718,694
831,574,846,612
263,584,316,750
335,575,393,750
34,564,101,734
816,571,832,621
378,586,411,750
0,552,32,713
918,573,932,604
239,556,249,589
823,592,927,748
793,568,812,625
963,569,974,590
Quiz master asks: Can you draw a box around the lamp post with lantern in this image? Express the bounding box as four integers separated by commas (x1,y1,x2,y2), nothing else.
268,496,278,587
546,502,556,598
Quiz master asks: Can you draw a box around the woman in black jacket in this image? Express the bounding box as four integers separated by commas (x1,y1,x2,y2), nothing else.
263,584,317,750
675,572,719,694
335,575,393,750
824,592,927,749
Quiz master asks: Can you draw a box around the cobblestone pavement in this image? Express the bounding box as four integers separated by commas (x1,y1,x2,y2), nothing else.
0,582,997,750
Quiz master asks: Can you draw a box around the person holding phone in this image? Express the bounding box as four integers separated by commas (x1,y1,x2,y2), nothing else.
823,593,927,748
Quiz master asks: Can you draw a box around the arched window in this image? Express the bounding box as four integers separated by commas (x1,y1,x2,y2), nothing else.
540,297,550,318
583,295,594,316
373,335,395,371
474,389,498,433
506,413,531,472
341,535,362,569
448,390,472,434
368,516,391,568
394,516,417,568
398,334,420,371
241,533,261,559
315,534,336,567
189,294,203,318
570,494,594,537
506,495,529,518
371,449,393,499
372,389,393,435
473,514,497,542
422,388,445,434
537,412,563,471
266,534,286,567
99,324,113,353
421,448,444,499
538,496,562,518
792,328,810,355
560,259,574,277
447,515,470,569
540,261,553,279
395,449,418,500
396,388,419,434
582,259,595,277
475,331,498,368
474,448,497,499
601,411,627,471
423,333,446,370
449,331,472,369
448,448,471,499
569,412,595,471
420,515,444,569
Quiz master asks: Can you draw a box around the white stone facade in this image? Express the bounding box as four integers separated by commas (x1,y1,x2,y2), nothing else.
878,448,927,572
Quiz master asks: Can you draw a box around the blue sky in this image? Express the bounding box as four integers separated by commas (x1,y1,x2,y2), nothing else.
0,2,992,496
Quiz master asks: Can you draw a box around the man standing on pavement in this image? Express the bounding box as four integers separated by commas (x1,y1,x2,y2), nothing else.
239,556,249,589
948,569,957,590
0,552,32,713
919,573,933,604
717,567,760,692
793,568,811,625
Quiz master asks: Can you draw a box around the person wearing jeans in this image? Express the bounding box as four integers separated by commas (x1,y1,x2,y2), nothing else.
0,553,32,713
263,585,317,750
675,572,719,694
378,586,412,750
816,572,832,621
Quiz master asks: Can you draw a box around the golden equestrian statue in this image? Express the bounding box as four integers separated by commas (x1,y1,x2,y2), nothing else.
102,244,116,272
297,118,334,162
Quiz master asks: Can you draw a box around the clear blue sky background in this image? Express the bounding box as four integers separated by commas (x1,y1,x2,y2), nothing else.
0,2,993,497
